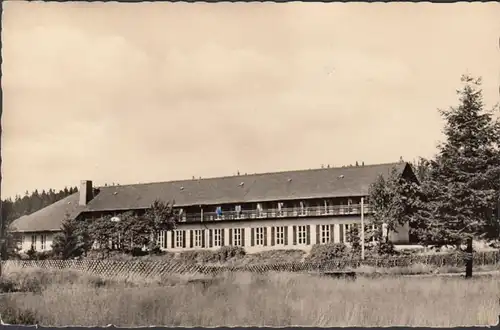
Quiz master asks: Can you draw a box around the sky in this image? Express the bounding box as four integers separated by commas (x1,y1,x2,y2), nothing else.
2,2,500,199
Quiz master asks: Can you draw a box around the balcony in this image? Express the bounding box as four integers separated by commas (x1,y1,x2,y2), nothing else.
183,204,371,223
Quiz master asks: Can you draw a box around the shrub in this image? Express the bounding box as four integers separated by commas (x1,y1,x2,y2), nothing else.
306,243,351,264
130,247,149,257
179,250,215,263
215,246,246,262
374,241,398,256
26,247,37,260
0,301,39,325
0,278,17,293
245,249,306,264
34,251,56,260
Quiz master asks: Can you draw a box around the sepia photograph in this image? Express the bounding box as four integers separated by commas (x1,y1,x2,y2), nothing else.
1,1,500,327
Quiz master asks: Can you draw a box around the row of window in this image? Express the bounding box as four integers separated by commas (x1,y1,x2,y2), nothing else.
21,234,48,251
156,224,364,250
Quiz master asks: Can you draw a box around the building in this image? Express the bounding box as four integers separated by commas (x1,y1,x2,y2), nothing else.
10,162,418,253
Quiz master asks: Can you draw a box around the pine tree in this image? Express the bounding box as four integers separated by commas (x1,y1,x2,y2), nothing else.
52,215,91,259
413,75,500,246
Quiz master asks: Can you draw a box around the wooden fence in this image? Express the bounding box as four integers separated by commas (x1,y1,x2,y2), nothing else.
1,250,499,280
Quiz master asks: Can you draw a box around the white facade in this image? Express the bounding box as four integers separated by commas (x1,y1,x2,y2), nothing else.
157,216,410,253
17,232,56,253
16,217,409,254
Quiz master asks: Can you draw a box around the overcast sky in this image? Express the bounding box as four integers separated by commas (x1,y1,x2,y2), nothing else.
2,2,499,198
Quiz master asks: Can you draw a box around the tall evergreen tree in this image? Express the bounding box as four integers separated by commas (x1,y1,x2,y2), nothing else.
413,75,500,246
52,215,91,259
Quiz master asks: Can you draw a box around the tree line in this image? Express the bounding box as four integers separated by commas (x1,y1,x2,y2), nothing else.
2,187,79,225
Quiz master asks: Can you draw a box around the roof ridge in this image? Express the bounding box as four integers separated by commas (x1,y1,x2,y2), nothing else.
96,162,404,189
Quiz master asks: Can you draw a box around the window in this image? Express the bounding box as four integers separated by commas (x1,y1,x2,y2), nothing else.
255,227,264,246
40,235,47,251
233,228,242,246
297,225,307,245
344,224,351,242
31,235,37,251
213,229,222,247
157,231,166,248
321,225,331,244
275,226,285,245
193,230,203,248
175,230,184,248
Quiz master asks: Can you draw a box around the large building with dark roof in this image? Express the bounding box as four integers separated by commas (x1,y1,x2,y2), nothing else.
10,161,417,253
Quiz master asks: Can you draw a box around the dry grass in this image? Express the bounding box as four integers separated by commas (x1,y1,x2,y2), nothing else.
0,267,499,327
355,263,500,276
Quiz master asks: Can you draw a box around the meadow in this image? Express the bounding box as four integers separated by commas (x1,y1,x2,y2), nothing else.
0,266,499,327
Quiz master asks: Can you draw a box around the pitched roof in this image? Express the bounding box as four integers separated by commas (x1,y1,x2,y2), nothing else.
83,162,408,212
10,193,86,233
10,162,410,233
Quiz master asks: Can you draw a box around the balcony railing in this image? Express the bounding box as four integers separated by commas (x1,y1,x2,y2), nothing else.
182,204,371,222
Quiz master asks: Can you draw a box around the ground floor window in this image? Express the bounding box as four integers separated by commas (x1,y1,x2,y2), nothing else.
213,229,222,247
320,225,330,244
297,225,307,245
233,228,243,246
344,224,351,242
175,230,185,248
157,231,166,249
40,235,47,250
275,226,285,245
31,235,37,251
193,230,203,248
255,227,264,246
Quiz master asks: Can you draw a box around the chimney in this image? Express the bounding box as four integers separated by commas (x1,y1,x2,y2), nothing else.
79,180,93,206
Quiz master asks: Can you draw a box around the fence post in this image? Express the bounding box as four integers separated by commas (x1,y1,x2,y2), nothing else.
465,237,473,278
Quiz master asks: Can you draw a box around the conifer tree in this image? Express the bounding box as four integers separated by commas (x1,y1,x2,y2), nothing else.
413,75,500,246
52,215,92,259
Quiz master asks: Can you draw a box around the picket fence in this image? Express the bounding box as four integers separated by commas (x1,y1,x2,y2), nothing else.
1,250,499,280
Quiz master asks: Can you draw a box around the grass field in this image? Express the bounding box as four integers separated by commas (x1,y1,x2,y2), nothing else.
0,266,499,327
